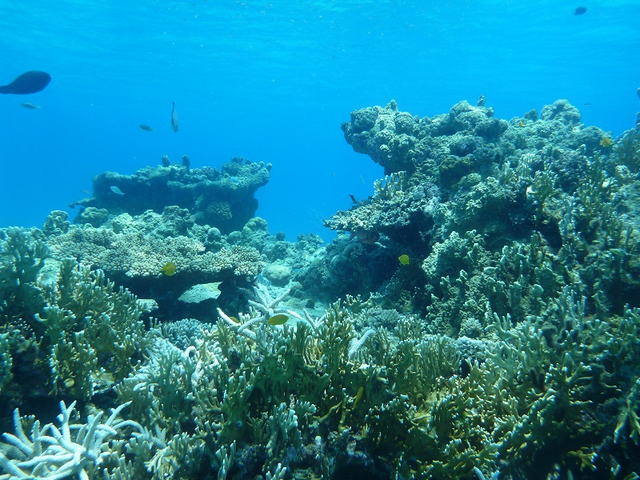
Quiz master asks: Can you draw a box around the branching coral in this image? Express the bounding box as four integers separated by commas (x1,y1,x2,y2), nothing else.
39,259,149,399
0,400,145,480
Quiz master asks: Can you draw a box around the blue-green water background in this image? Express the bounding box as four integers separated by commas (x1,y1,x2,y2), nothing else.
1,0,639,240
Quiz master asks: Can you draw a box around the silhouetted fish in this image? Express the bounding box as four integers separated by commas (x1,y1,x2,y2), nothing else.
0,71,51,94
139,124,154,131
21,102,41,109
573,6,587,15
171,102,179,132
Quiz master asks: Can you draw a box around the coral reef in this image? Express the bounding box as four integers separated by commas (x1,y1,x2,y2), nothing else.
0,400,147,479
46,208,265,321
0,228,151,412
71,157,271,233
3,99,640,479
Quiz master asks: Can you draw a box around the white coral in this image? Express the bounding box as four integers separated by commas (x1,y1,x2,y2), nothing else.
0,401,143,480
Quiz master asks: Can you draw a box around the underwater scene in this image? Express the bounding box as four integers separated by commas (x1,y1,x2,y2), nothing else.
1,1,640,479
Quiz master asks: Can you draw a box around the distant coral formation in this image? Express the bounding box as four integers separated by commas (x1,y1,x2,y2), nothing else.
71,156,271,233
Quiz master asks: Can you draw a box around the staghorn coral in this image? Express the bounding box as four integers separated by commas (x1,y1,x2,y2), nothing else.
0,333,11,394
0,226,152,409
40,259,150,399
0,400,149,480
0,227,48,337
2,285,640,478
613,128,640,173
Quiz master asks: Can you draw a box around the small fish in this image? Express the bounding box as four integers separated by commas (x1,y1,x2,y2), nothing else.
349,194,358,204
518,120,525,127
600,137,613,148
182,155,190,170
573,6,587,15
352,386,364,408
139,124,154,131
637,87,640,100
21,102,41,109
171,102,179,132
110,186,125,195
351,230,380,244
229,316,240,324
161,155,171,167
161,262,177,276
477,94,486,107
398,254,410,265
267,314,289,325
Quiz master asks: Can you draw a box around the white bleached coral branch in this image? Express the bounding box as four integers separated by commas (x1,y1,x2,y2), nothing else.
0,401,144,480
247,282,291,318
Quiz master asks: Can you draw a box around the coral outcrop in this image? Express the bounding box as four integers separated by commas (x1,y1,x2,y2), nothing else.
3,99,640,479
71,157,271,233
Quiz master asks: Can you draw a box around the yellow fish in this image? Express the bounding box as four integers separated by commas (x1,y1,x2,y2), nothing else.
161,262,177,276
398,254,410,265
267,314,289,325
600,137,613,148
518,120,525,127
353,386,364,408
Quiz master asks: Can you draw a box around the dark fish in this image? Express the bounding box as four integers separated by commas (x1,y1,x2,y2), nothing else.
351,229,380,245
171,102,179,132
182,155,190,170
0,71,51,94
139,124,154,131
21,102,41,109
637,87,640,99
349,194,358,204
573,6,587,15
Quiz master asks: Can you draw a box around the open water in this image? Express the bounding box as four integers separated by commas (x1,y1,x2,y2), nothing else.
1,0,639,239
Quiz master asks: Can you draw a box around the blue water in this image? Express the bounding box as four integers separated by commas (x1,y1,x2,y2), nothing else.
2,0,639,240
